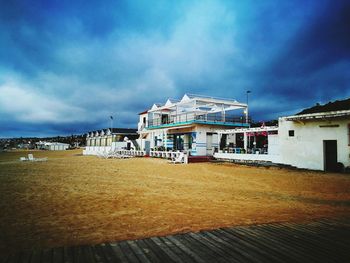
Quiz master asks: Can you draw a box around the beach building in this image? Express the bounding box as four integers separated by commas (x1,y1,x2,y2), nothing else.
36,141,70,150
138,94,250,157
214,98,350,171
83,128,138,156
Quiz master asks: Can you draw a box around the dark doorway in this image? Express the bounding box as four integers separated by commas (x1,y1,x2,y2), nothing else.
161,114,169,124
324,140,337,172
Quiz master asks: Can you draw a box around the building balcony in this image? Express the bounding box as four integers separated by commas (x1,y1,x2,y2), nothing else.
145,114,251,130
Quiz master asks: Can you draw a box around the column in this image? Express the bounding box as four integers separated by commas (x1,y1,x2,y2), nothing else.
218,133,222,151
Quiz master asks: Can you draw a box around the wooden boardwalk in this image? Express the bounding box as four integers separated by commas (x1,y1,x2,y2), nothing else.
3,218,350,263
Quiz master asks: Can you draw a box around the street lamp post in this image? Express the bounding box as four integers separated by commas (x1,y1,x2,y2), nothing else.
246,90,251,124
110,115,114,129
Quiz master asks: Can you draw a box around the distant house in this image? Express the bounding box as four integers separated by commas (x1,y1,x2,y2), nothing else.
36,141,70,151
83,128,138,155
215,98,350,171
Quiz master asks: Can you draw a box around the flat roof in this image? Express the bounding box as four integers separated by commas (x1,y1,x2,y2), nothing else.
285,109,350,121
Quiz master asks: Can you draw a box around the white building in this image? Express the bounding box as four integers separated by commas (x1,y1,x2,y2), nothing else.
83,128,138,156
138,94,250,156
36,141,70,151
214,98,350,171
278,109,350,171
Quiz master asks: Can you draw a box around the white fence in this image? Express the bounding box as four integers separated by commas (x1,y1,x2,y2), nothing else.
83,146,146,157
115,150,146,157
150,150,188,164
150,151,182,159
214,152,281,163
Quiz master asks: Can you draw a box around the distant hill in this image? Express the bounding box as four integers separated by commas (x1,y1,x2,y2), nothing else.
297,97,350,115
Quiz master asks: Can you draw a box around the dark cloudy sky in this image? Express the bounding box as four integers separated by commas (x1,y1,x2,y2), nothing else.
1,0,349,137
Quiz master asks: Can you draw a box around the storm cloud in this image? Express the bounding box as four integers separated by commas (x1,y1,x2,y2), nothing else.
0,0,349,137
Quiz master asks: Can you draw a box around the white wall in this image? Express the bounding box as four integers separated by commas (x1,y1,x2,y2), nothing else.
111,142,128,150
194,126,220,156
49,144,69,150
278,117,350,170
267,134,279,155
138,113,148,131
214,152,281,163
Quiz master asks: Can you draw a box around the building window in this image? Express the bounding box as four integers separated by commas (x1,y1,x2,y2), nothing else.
143,117,146,124
288,130,295,137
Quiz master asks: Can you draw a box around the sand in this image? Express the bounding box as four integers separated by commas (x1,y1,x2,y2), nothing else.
0,149,349,255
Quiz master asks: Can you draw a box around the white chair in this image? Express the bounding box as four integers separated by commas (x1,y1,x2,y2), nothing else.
28,154,47,162
170,152,188,164
28,154,35,161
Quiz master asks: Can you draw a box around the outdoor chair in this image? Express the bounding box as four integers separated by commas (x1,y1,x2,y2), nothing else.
169,152,188,164
28,154,47,162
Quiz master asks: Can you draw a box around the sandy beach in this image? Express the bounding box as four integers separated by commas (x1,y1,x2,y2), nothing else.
0,149,349,255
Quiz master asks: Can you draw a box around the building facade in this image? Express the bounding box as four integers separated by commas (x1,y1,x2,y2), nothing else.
83,128,138,155
214,99,350,171
138,94,250,156
278,110,350,171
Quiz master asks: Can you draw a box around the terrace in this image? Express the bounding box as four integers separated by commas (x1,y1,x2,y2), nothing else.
144,94,250,130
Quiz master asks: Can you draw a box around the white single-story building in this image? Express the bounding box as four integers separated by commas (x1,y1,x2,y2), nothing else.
214,98,350,171
83,128,138,156
36,141,70,151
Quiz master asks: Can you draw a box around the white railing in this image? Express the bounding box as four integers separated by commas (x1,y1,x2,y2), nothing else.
214,152,280,163
149,150,188,164
149,150,181,159
115,150,146,157
83,146,146,157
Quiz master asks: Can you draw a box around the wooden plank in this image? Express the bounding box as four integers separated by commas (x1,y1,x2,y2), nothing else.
41,248,52,263
261,224,331,260
271,223,350,260
276,222,349,252
76,246,88,263
0,254,10,263
99,243,118,262
202,231,255,262
211,229,265,263
52,247,64,263
253,224,324,254
301,222,350,244
81,245,98,263
240,225,316,263
222,228,283,263
229,226,296,263
134,239,163,263
176,234,224,263
91,245,108,263
157,236,197,263
186,233,232,262
148,237,183,263
118,241,140,263
142,238,177,263
11,251,31,263
63,246,74,263
109,242,130,262
5,253,20,263
126,241,152,263
165,235,206,263
317,218,350,229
